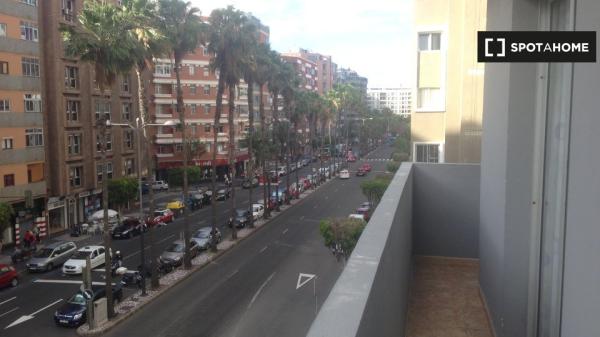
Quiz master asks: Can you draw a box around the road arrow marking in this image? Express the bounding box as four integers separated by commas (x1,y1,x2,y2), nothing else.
296,273,316,290
5,299,62,329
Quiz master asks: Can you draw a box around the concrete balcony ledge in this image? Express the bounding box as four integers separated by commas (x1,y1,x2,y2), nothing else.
0,181,46,203
0,146,45,165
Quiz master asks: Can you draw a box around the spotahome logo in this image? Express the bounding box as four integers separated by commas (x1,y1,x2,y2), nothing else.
478,31,596,62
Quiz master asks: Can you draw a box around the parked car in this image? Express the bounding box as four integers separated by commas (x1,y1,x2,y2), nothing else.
356,206,371,221
62,246,110,275
188,193,205,210
26,241,77,272
153,209,174,224
216,185,231,201
361,163,372,172
277,167,286,177
152,180,169,191
54,285,123,327
242,177,259,189
251,203,265,220
191,227,222,250
230,208,252,228
348,213,365,221
0,264,18,288
141,183,150,195
356,168,367,176
111,218,147,239
159,240,199,266
339,169,350,179
166,200,185,215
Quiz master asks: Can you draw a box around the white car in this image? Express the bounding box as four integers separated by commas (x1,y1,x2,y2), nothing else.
348,214,365,220
152,180,169,191
339,169,350,179
251,203,265,220
62,246,110,275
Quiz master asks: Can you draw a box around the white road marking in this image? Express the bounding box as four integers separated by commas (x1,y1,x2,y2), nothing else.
0,307,18,318
226,269,238,279
0,297,16,307
248,272,276,309
282,228,289,235
34,279,115,286
5,299,63,329
299,216,305,220
259,246,268,253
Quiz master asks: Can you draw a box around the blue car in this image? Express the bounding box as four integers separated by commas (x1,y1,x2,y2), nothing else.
54,285,123,327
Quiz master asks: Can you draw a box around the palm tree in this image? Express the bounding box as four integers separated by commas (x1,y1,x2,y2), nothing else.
61,0,138,318
156,0,204,270
279,62,298,204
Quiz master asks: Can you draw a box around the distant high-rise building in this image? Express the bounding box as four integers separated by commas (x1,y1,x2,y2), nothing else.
367,88,412,116
335,67,368,101
0,0,46,242
298,49,335,95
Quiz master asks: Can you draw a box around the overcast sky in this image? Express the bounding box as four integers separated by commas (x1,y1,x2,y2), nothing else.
190,0,414,88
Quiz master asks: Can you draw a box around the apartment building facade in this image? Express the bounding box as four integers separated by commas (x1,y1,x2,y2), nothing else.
0,0,45,242
281,52,319,93
335,67,368,100
411,0,486,163
367,87,412,116
297,49,335,95
40,0,141,232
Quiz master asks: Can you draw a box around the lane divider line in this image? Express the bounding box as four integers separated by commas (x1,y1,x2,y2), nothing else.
0,307,18,318
0,297,16,307
248,272,276,309
259,246,268,253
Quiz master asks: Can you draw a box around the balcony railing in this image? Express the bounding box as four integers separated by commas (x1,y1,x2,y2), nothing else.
307,162,487,337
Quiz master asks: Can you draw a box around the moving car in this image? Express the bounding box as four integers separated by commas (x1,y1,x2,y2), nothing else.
216,185,231,201
0,264,18,288
26,241,77,272
153,209,174,224
166,200,185,215
356,168,367,176
111,218,147,239
62,246,109,275
361,163,372,172
191,227,222,250
231,208,252,228
251,203,265,220
159,240,199,266
242,177,259,189
152,180,169,191
54,285,123,327
339,169,350,179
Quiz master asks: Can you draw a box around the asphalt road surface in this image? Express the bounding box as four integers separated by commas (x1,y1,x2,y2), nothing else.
0,145,392,337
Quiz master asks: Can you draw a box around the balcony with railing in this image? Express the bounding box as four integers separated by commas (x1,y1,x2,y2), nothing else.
307,162,491,337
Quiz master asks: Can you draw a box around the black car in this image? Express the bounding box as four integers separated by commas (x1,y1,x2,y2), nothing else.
111,218,147,239
230,208,252,228
54,285,123,327
215,185,231,201
242,177,259,189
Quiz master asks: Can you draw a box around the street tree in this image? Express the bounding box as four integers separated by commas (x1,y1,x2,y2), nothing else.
108,177,139,213
0,202,14,252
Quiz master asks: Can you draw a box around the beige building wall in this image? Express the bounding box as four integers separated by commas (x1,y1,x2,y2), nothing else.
412,0,486,163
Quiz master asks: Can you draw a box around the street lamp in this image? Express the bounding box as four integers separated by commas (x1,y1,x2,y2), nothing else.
109,118,175,296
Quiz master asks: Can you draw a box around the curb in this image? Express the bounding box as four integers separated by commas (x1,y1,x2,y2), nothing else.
76,173,336,336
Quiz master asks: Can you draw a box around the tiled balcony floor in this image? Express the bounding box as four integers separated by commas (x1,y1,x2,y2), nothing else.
406,256,493,337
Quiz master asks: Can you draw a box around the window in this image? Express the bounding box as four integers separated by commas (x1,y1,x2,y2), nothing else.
96,163,113,182
20,21,38,41
67,133,81,155
0,99,9,112
125,159,134,176
0,61,7,74
217,125,224,133
154,63,171,76
24,93,41,112
203,85,210,95
202,47,208,56
25,128,43,147
190,104,197,114
66,100,79,121
124,130,134,149
64,66,79,89
20,0,37,6
62,0,75,22
189,65,195,75
204,142,212,152
95,100,111,120
418,32,441,51
122,102,131,121
190,84,197,95
203,104,210,114
3,174,15,187
21,57,39,77
2,138,13,150
96,133,112,152
203,67,209,76
417,88,443,110
69,166,82,187
415,144,440,163
204,124,211,133
121,75,130,93
175,144,183,152
0,23,6,37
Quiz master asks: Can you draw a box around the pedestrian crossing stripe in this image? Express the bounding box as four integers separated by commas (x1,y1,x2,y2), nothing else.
363,158,393,162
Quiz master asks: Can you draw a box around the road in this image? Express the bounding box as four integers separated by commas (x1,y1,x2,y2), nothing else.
0,145,392,337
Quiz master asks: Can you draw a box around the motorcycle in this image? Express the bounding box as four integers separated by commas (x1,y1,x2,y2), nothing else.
11,245,36,263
